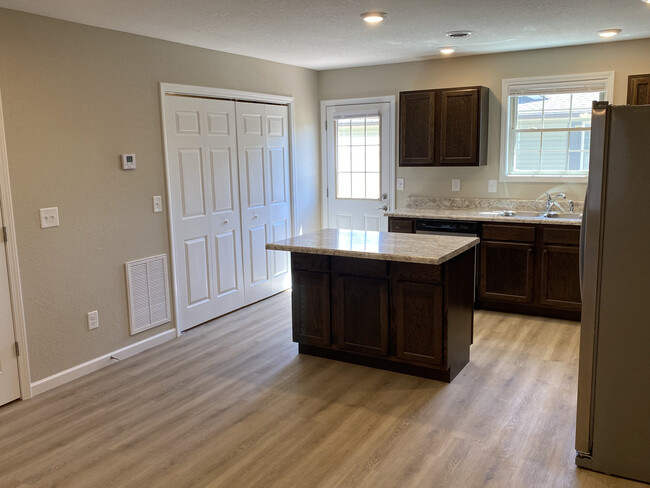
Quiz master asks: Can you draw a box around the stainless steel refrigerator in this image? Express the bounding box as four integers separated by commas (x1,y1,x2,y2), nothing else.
576,101,650,483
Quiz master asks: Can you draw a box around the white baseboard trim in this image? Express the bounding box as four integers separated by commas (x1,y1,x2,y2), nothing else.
30,328,176,396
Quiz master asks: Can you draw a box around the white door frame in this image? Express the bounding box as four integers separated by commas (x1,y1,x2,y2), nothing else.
0,90,32,399
159,83,297,337
320,96,396,229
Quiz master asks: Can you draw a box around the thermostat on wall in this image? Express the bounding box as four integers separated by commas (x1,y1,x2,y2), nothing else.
121,154,136,170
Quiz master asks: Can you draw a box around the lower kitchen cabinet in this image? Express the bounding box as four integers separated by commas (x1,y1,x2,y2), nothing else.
477,223,581,320
539,245,581,310
479,241,534,303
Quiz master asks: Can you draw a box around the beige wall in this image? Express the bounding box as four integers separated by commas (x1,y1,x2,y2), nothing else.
0,9,320,381
319,39,650,208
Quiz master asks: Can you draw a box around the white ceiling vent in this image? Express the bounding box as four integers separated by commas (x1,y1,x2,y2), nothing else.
125,254,171,335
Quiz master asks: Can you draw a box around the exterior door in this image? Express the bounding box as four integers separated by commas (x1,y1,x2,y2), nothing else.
236,102,291,302
164,95,245,331
325,102,392,231
0,202,20,405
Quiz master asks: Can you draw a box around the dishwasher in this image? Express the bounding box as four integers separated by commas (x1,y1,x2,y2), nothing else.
415,219,479,301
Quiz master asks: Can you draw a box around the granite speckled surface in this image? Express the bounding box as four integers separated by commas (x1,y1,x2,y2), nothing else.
266,228,479,265
388,196,583,226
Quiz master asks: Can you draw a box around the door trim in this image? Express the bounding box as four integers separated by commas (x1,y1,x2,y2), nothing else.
159,83,297,337
0,90,32,399
320,96,396,229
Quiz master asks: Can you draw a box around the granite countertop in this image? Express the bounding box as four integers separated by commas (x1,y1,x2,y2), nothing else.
386,208,582,226
386,196,583,226
266,228,479,265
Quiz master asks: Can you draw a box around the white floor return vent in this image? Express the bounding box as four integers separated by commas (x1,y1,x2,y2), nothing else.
125,254,171,335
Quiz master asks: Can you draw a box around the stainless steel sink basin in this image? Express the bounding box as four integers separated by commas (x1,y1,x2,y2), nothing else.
480,210,582,220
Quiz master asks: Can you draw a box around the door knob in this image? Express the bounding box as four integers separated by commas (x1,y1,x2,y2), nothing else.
377,205,388,211
223,219,229,224
253,214,259,220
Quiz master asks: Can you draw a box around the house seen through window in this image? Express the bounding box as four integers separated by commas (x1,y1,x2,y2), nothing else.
501,73,613,182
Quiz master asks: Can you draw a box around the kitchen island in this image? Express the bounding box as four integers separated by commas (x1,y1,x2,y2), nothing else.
267,229,479,382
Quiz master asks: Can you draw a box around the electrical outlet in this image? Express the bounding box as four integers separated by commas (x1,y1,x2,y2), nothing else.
396,178,405,191
488,180,498,193
153,196,162,213
39,207,60,228
452,179,461,192
88,310,99,330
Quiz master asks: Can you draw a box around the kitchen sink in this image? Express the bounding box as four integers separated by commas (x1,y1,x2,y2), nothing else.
480,210,582,220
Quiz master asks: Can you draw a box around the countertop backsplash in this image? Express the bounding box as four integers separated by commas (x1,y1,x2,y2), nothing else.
405,196,584,214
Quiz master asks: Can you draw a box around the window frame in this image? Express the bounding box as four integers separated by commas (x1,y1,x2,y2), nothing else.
499,72,614,183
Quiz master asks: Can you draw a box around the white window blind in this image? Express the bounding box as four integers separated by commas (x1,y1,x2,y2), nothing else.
500,72,614,182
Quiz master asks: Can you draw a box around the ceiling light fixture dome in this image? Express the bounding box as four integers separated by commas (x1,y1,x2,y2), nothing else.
597,28,622,38
440,47,456,55
445,31,473,39
361,12,387,23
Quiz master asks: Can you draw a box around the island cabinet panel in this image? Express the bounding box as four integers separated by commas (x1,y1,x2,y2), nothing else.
479,241,535,303
291,254,331,345
333,275,389,356
331,257,389,356
393,282,443,365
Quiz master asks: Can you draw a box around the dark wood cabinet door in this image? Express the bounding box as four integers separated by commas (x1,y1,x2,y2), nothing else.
333,275,389,356
439,88,479,165
479,241,534,303
388,217,415,233
393,281,443,366
539,245,581,310
627,74,650,105
291,270,331,346
399,91,436,166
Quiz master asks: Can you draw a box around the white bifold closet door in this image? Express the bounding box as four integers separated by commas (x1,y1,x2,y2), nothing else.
164,96,291,331
236,102,291,302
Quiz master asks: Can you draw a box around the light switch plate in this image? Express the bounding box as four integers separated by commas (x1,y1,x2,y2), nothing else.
39,207,59,228
396,178,405,191
153,196,162,213
121,154,136,170
488,180,498,193
452,179,461,192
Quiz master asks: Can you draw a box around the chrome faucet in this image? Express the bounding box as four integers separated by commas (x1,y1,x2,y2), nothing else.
542,191,566,213
569,200,575,213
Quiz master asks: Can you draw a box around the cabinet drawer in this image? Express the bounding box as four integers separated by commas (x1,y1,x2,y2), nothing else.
543,227,580,246
332,256,388,279
389,218,415,233
481,224,535,243
391,262,442,283
292,253,330,272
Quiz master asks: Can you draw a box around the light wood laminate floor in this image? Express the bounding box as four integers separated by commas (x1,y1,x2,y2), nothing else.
0,292,644,488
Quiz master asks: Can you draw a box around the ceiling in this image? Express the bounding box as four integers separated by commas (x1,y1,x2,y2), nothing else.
1,0,650,70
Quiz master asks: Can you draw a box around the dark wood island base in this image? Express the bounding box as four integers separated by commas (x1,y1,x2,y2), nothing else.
290,249,476,382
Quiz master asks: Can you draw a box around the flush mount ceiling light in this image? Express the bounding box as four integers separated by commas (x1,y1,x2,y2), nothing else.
440,47,456,55
361,12,387,23
445,31,473,39
642,0,650,4
597,29,622,38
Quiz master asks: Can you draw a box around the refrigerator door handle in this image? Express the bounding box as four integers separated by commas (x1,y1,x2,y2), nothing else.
579,189,588,299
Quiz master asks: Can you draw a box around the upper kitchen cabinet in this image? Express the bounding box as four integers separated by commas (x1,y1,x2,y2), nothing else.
627,74,650,105
399,86,489,167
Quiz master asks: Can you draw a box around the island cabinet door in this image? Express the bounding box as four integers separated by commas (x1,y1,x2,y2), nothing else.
291,270,331,346
332,274,389,357
393,281,444,366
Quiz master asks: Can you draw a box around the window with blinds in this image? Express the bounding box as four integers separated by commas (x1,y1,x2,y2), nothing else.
500,72,614,182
